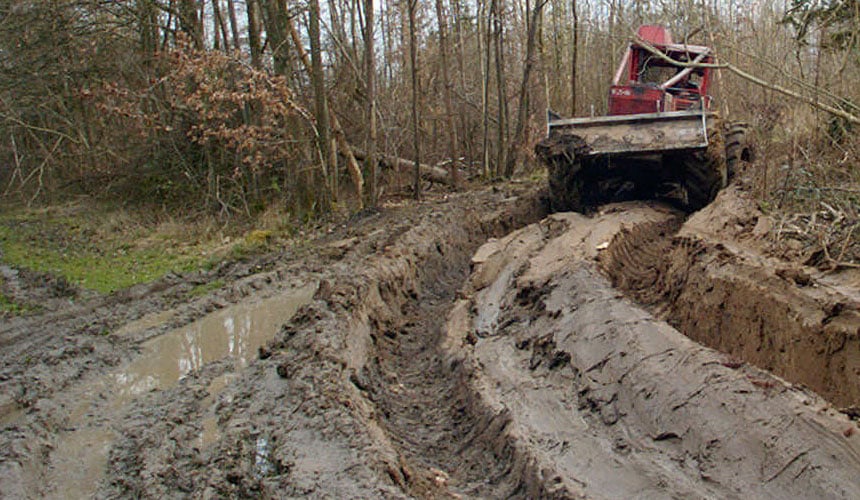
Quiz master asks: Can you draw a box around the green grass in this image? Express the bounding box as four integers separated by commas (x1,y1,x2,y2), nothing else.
0,293,38,315
187,279,225,298
0,215,207,294
0,201,309,296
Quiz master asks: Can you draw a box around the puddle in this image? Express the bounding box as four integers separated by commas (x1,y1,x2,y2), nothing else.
0,401,23,428
43,283,316,498
199,416,221,449
113,283,317,404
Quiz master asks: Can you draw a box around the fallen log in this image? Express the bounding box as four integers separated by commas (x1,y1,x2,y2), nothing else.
351,147,454,186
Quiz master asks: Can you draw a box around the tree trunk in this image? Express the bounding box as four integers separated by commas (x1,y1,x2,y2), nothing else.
308,0,333,207
226,0,242,51
408,0,421,199
492,0,508,177
435,0,459,187
504,0,547,177
212,0,229,51
138,0,159,54
570,0,578,116
178,0,203,49
480,0,492,177
452,0,469,165
364,0,378,207
260,0,290,76
247,0,263,68
287,15,365,206
351,148,454,185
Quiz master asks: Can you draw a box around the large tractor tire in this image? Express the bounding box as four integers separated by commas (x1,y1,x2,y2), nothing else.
671,125,727,211
724,122,755,180
535,135,590,212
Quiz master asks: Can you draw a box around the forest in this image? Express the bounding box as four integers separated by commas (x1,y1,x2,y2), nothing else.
1,0,858,221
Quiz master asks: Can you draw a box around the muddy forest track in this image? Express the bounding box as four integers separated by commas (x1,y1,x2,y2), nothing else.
3,181,860,498
96,185,548,498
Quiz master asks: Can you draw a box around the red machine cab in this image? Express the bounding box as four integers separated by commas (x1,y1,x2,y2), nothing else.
608,25,714,115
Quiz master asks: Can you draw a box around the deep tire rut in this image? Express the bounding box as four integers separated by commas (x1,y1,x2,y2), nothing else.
369,269,517,498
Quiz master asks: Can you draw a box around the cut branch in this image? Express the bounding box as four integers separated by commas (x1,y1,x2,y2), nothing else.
633,34,860,125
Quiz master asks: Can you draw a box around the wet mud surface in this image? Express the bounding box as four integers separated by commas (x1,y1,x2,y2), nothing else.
2,181,860,498
459,206,860,498
600,186,860,408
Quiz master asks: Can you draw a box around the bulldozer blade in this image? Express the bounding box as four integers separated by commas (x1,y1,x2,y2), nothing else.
547,110,711,156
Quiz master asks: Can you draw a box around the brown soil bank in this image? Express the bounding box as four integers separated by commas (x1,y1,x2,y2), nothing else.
456,206,860,498
600,187,860,408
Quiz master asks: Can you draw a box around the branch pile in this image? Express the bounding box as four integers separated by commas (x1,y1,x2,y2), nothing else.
772,200,860,270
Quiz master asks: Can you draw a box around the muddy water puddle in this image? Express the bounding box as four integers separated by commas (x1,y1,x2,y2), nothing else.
114,283,316,403
0,402,23,428
196,373,239,448
44,284,317,499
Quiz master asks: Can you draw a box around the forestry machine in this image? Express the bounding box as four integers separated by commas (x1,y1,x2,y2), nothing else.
536,25,753,212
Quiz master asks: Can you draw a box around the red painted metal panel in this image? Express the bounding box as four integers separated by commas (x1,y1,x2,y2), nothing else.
636,25,673,46
608,85,665,115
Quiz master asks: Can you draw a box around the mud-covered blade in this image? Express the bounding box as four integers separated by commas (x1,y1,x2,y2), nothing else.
547,110,710,156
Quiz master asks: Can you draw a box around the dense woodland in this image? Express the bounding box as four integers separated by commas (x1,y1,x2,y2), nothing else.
0,0,858,219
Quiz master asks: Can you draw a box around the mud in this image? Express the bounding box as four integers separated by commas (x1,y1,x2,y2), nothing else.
600,186,860,408
2,180,860,498
454,207,860,497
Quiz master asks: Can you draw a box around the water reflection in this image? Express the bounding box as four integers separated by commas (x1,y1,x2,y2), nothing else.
38,284,317,499
114,283,316,401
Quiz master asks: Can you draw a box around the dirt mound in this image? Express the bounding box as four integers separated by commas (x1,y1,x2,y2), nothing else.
455,207,860,497
600,186,860,408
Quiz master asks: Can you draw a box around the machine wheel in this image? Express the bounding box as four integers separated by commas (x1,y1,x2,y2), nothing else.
724,122,755,180
536,135,589,212
547,160,585,212
673,125,727,211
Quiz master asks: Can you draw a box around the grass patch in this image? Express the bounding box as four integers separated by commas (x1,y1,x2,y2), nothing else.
0,203,226,294
0,201,307,295
0,223,204,294
187,279,225,298
0,293,38,316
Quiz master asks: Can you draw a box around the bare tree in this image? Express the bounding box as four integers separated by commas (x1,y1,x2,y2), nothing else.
571,0,579,116
505,0,548,177
247,0,263,68
492,0,508,177
364,0,378,206
226,0,242,51
308,0,334,206
408,0,422,199
435,0,459,186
